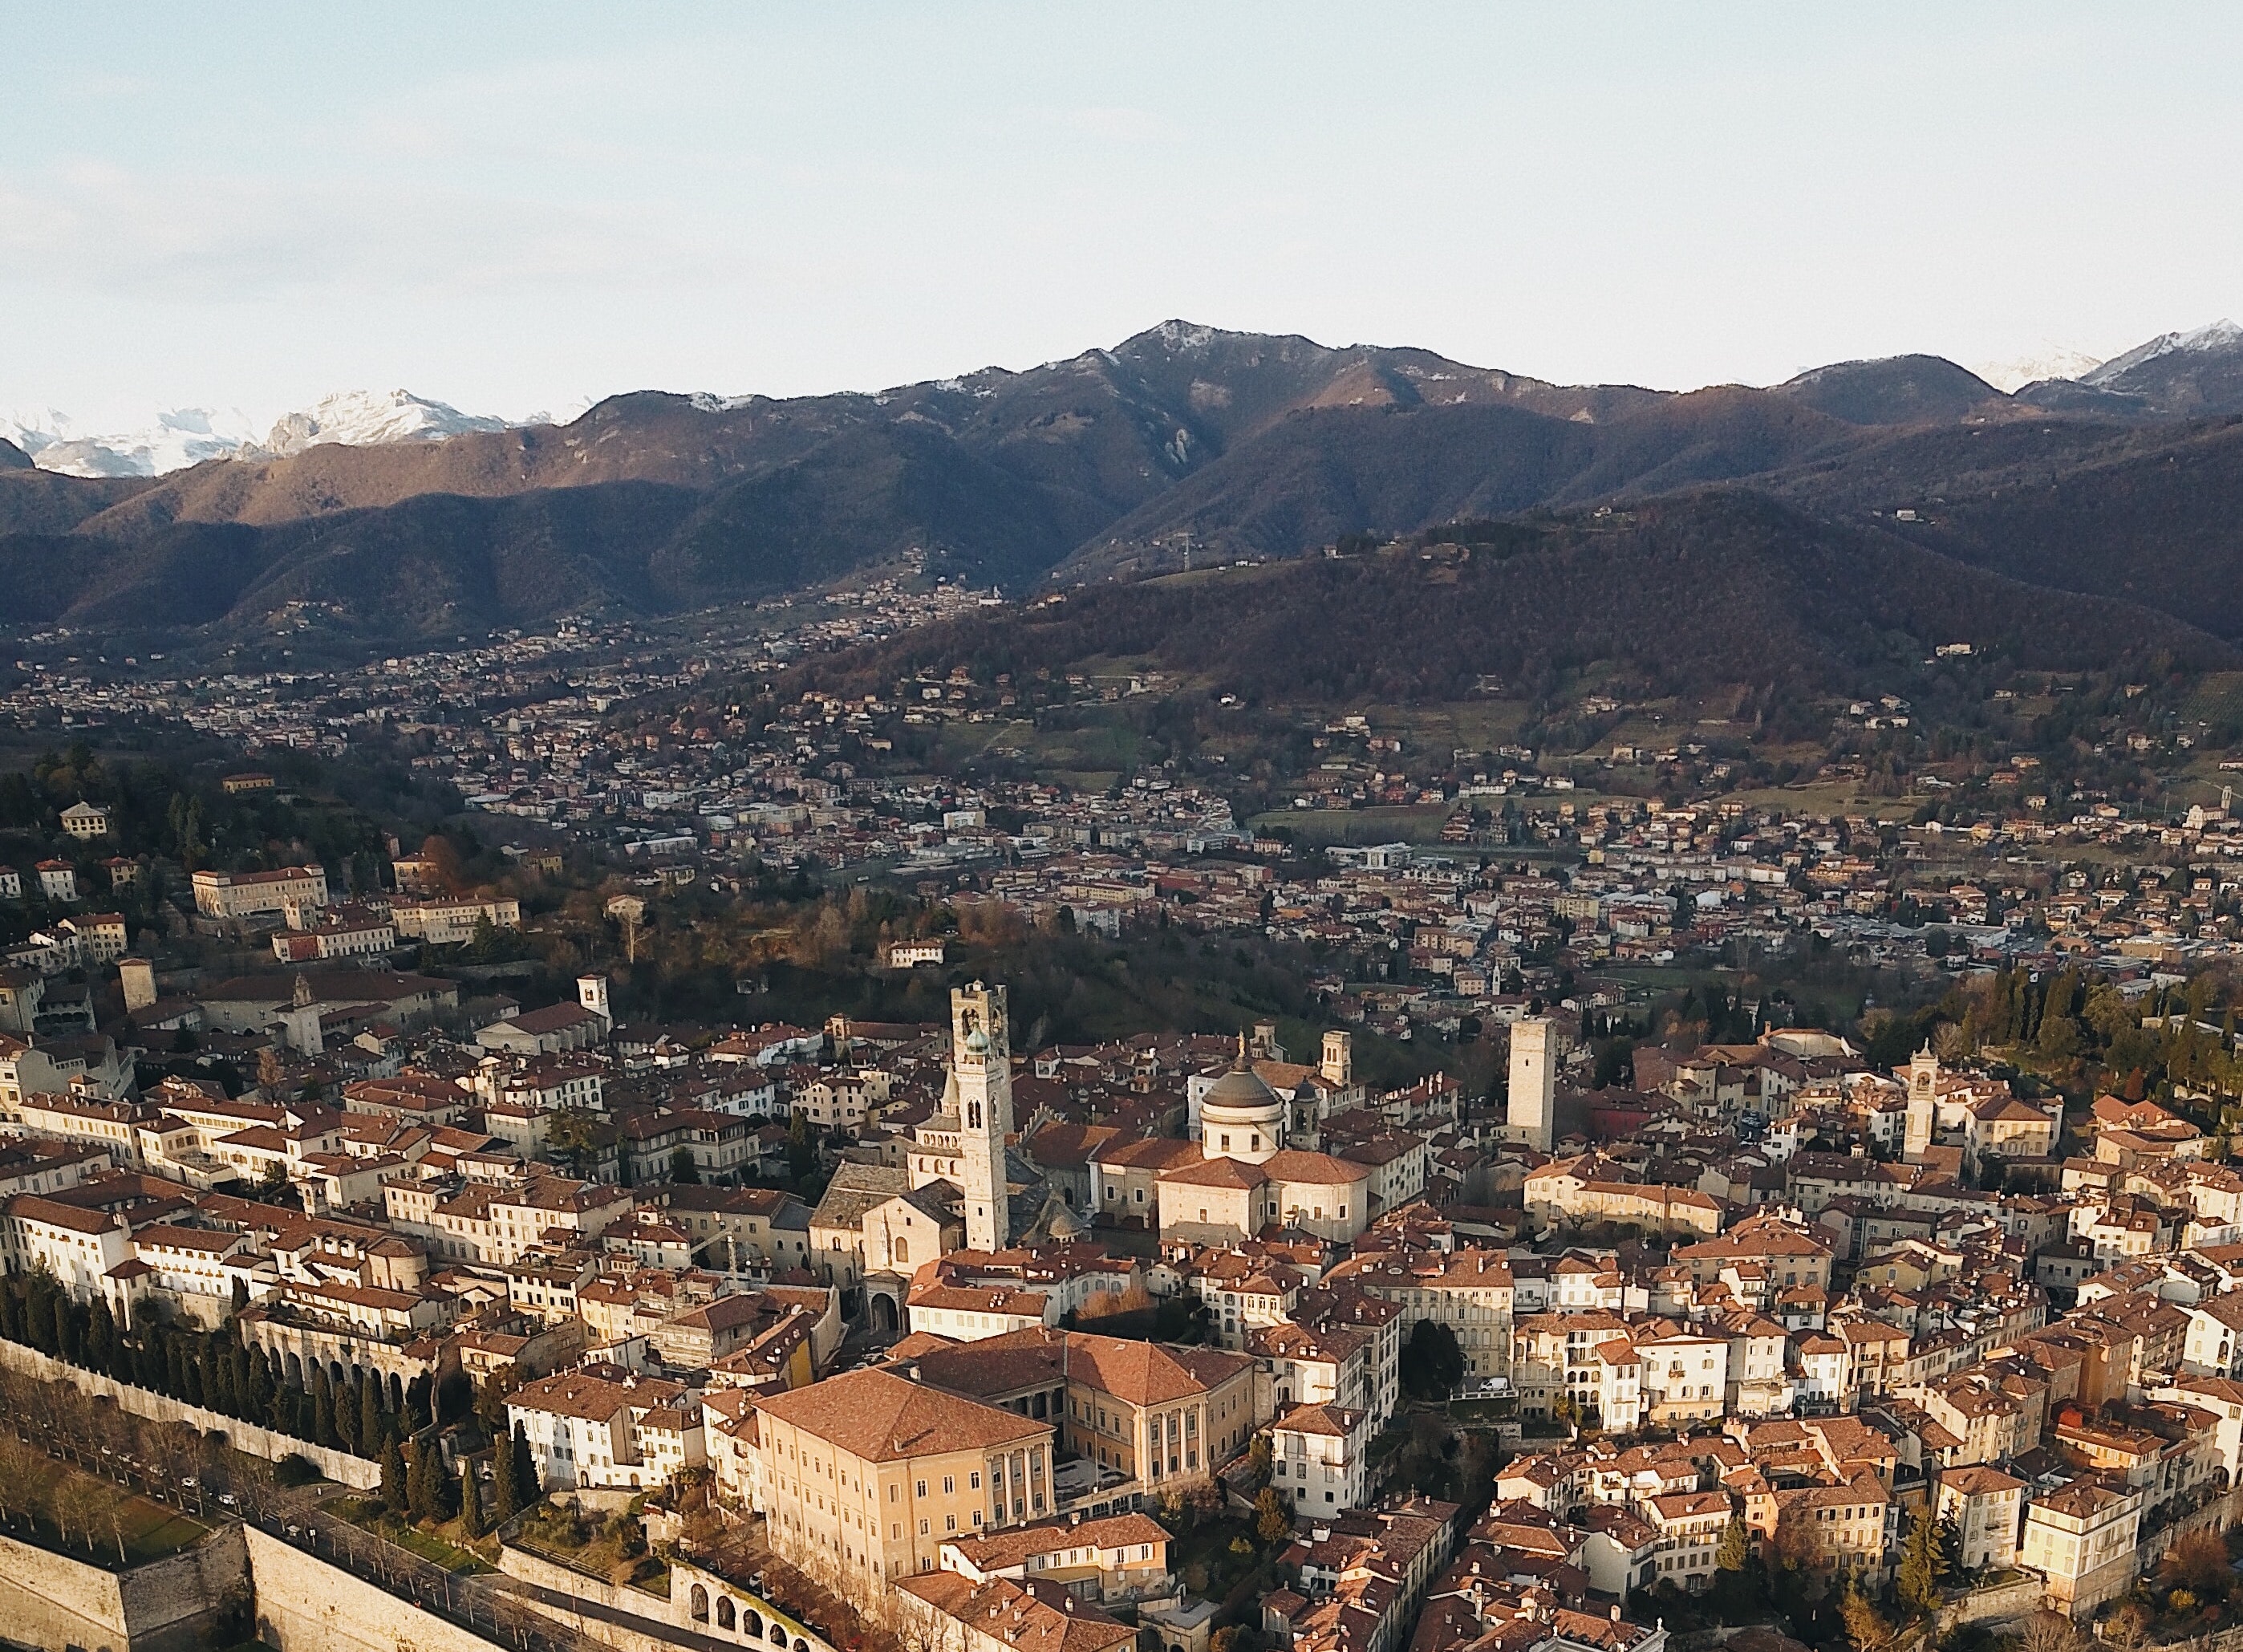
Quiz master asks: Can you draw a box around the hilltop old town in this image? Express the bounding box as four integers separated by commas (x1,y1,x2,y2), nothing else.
5,580,2243,1652
3,559,2243,1652
6,748,2243,1652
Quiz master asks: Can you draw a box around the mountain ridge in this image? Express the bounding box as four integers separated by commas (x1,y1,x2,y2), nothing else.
784,490,2237,711
7,319,2243,644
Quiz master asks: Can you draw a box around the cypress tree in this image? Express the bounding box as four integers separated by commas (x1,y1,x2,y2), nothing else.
405,1440,429,1522
491,1428,521,1522
512,1421,540,1506
1717,1517,1749,1571
1897,1508,1946,1612
360,1372,383,1459
85,1301,115,1372
311,1368,335,1447
0,1282,18,1343
54,1295,79,1365
166,1337,189,1399
335,1373,360,1455
247,1347,274,1420
379,1439,408,1512
184,1344,205,1408
458,1462,485,1538
24,1281,57,1354
407,1440,440,1524
475,1370,509,1434
26,1283,45,1350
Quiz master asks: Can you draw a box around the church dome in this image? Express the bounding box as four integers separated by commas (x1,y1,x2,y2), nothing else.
1203,1061,1278,1112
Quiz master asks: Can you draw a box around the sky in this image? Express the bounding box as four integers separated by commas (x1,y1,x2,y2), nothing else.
6,3,2243,434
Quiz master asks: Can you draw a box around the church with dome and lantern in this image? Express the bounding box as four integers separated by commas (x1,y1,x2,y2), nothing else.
1135,1035,1377,1248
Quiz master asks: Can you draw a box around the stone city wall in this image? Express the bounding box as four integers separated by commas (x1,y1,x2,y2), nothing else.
242,1524,493,1652
0,1340,378,1490
0,1520,248,1652
501,1540,837,1652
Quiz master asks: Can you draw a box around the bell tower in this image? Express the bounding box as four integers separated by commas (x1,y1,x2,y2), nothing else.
951,982,1013,1252
1904,1045,1938,1160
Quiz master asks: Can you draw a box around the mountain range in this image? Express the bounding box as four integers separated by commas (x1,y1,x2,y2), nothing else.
8,319,2243,660
1,390,520,479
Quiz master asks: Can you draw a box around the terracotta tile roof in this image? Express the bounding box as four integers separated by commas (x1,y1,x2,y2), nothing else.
8,1194,121,1234
943,1511,1167,1572
1089,1137,1203,1171
1275,1402,1361,1439
901,1326,1253,1409
509,1369,686,1423
1259,1149,1372,1184
752,1366,1047,1460
1158,1157,1266,1189
894,1572,1134,1652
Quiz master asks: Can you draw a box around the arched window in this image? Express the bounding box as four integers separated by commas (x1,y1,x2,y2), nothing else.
691,1585,710,1623
717,1599,736,1630
968,1101,983,1130
796,1639,810,1652
894,1238,909,1264
744,1610,765,1638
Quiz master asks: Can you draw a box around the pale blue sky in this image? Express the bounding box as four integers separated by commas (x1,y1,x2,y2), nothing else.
6,4,2242,428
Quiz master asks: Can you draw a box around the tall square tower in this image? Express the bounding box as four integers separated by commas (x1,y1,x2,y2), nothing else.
951,981,1014,1252
1508,1017,1556,1152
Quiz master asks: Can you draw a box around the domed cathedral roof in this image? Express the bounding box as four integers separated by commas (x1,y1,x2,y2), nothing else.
1202,1034,1280,1114
1200,1034,1285,1166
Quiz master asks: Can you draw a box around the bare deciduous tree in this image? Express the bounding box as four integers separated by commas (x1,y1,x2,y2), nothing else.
2016,1609,2079,1652
52,1475,107,1556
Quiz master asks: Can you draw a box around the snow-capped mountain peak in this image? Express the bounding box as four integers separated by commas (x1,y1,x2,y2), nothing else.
258,389,511,457
0,406,259,477
1969,345,2106,394
0,389,519,477
2083,319,2243,388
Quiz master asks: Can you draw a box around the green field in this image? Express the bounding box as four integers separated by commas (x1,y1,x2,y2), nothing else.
1251,804,1458,846
2180,671,2243,728
6,1455,208,1565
